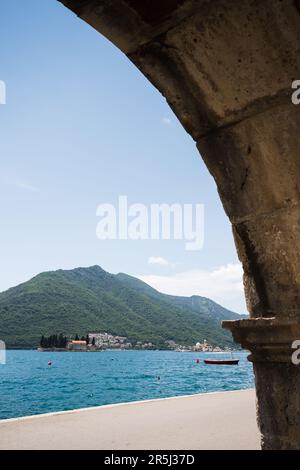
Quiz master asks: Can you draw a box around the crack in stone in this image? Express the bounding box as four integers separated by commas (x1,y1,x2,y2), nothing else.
240,167,249,191
197,88,293,140
232,199,300,225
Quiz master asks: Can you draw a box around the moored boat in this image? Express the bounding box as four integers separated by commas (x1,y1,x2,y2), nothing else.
204,359,239,365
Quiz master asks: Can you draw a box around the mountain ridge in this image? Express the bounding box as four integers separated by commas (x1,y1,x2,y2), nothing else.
0,265,246,348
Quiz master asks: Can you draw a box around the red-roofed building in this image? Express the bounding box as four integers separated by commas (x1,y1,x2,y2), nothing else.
67,340,87,351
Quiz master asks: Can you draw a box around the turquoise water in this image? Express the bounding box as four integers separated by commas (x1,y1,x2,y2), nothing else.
0,350,254,419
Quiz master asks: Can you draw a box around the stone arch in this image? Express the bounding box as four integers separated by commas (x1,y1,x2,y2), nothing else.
59,0,300,449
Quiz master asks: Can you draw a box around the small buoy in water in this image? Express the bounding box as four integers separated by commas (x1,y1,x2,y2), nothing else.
196,359,200,364
48,360,52,367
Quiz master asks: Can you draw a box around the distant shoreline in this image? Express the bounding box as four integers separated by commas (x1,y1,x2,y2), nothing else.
5,347,244,353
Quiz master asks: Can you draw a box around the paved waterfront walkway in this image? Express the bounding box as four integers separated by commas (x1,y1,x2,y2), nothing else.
0,389,260,450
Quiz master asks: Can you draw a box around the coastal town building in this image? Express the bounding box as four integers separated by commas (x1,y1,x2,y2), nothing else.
67,340,87,351
88,332,132,350
166,339,228,353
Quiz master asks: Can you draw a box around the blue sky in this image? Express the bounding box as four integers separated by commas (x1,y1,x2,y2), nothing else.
0,0,246,313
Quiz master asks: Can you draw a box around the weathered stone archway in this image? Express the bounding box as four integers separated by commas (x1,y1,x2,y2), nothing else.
59,0,300,449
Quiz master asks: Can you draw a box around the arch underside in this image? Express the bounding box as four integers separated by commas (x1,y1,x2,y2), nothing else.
59,0,300,449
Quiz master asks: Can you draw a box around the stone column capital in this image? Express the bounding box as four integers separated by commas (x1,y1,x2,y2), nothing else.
223,318,300,363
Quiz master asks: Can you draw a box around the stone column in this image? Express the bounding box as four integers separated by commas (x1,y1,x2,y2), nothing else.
198,103,300,449
223,318,300,449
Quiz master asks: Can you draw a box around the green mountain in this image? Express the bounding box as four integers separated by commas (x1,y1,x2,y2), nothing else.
0,265,245,348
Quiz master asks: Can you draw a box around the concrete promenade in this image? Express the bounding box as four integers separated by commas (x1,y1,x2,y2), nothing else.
0,389,260,450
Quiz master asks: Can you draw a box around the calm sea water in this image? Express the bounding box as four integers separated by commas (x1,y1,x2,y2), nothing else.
0,350,254,419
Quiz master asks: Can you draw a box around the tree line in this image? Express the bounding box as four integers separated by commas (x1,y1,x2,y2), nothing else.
39,334,93,349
